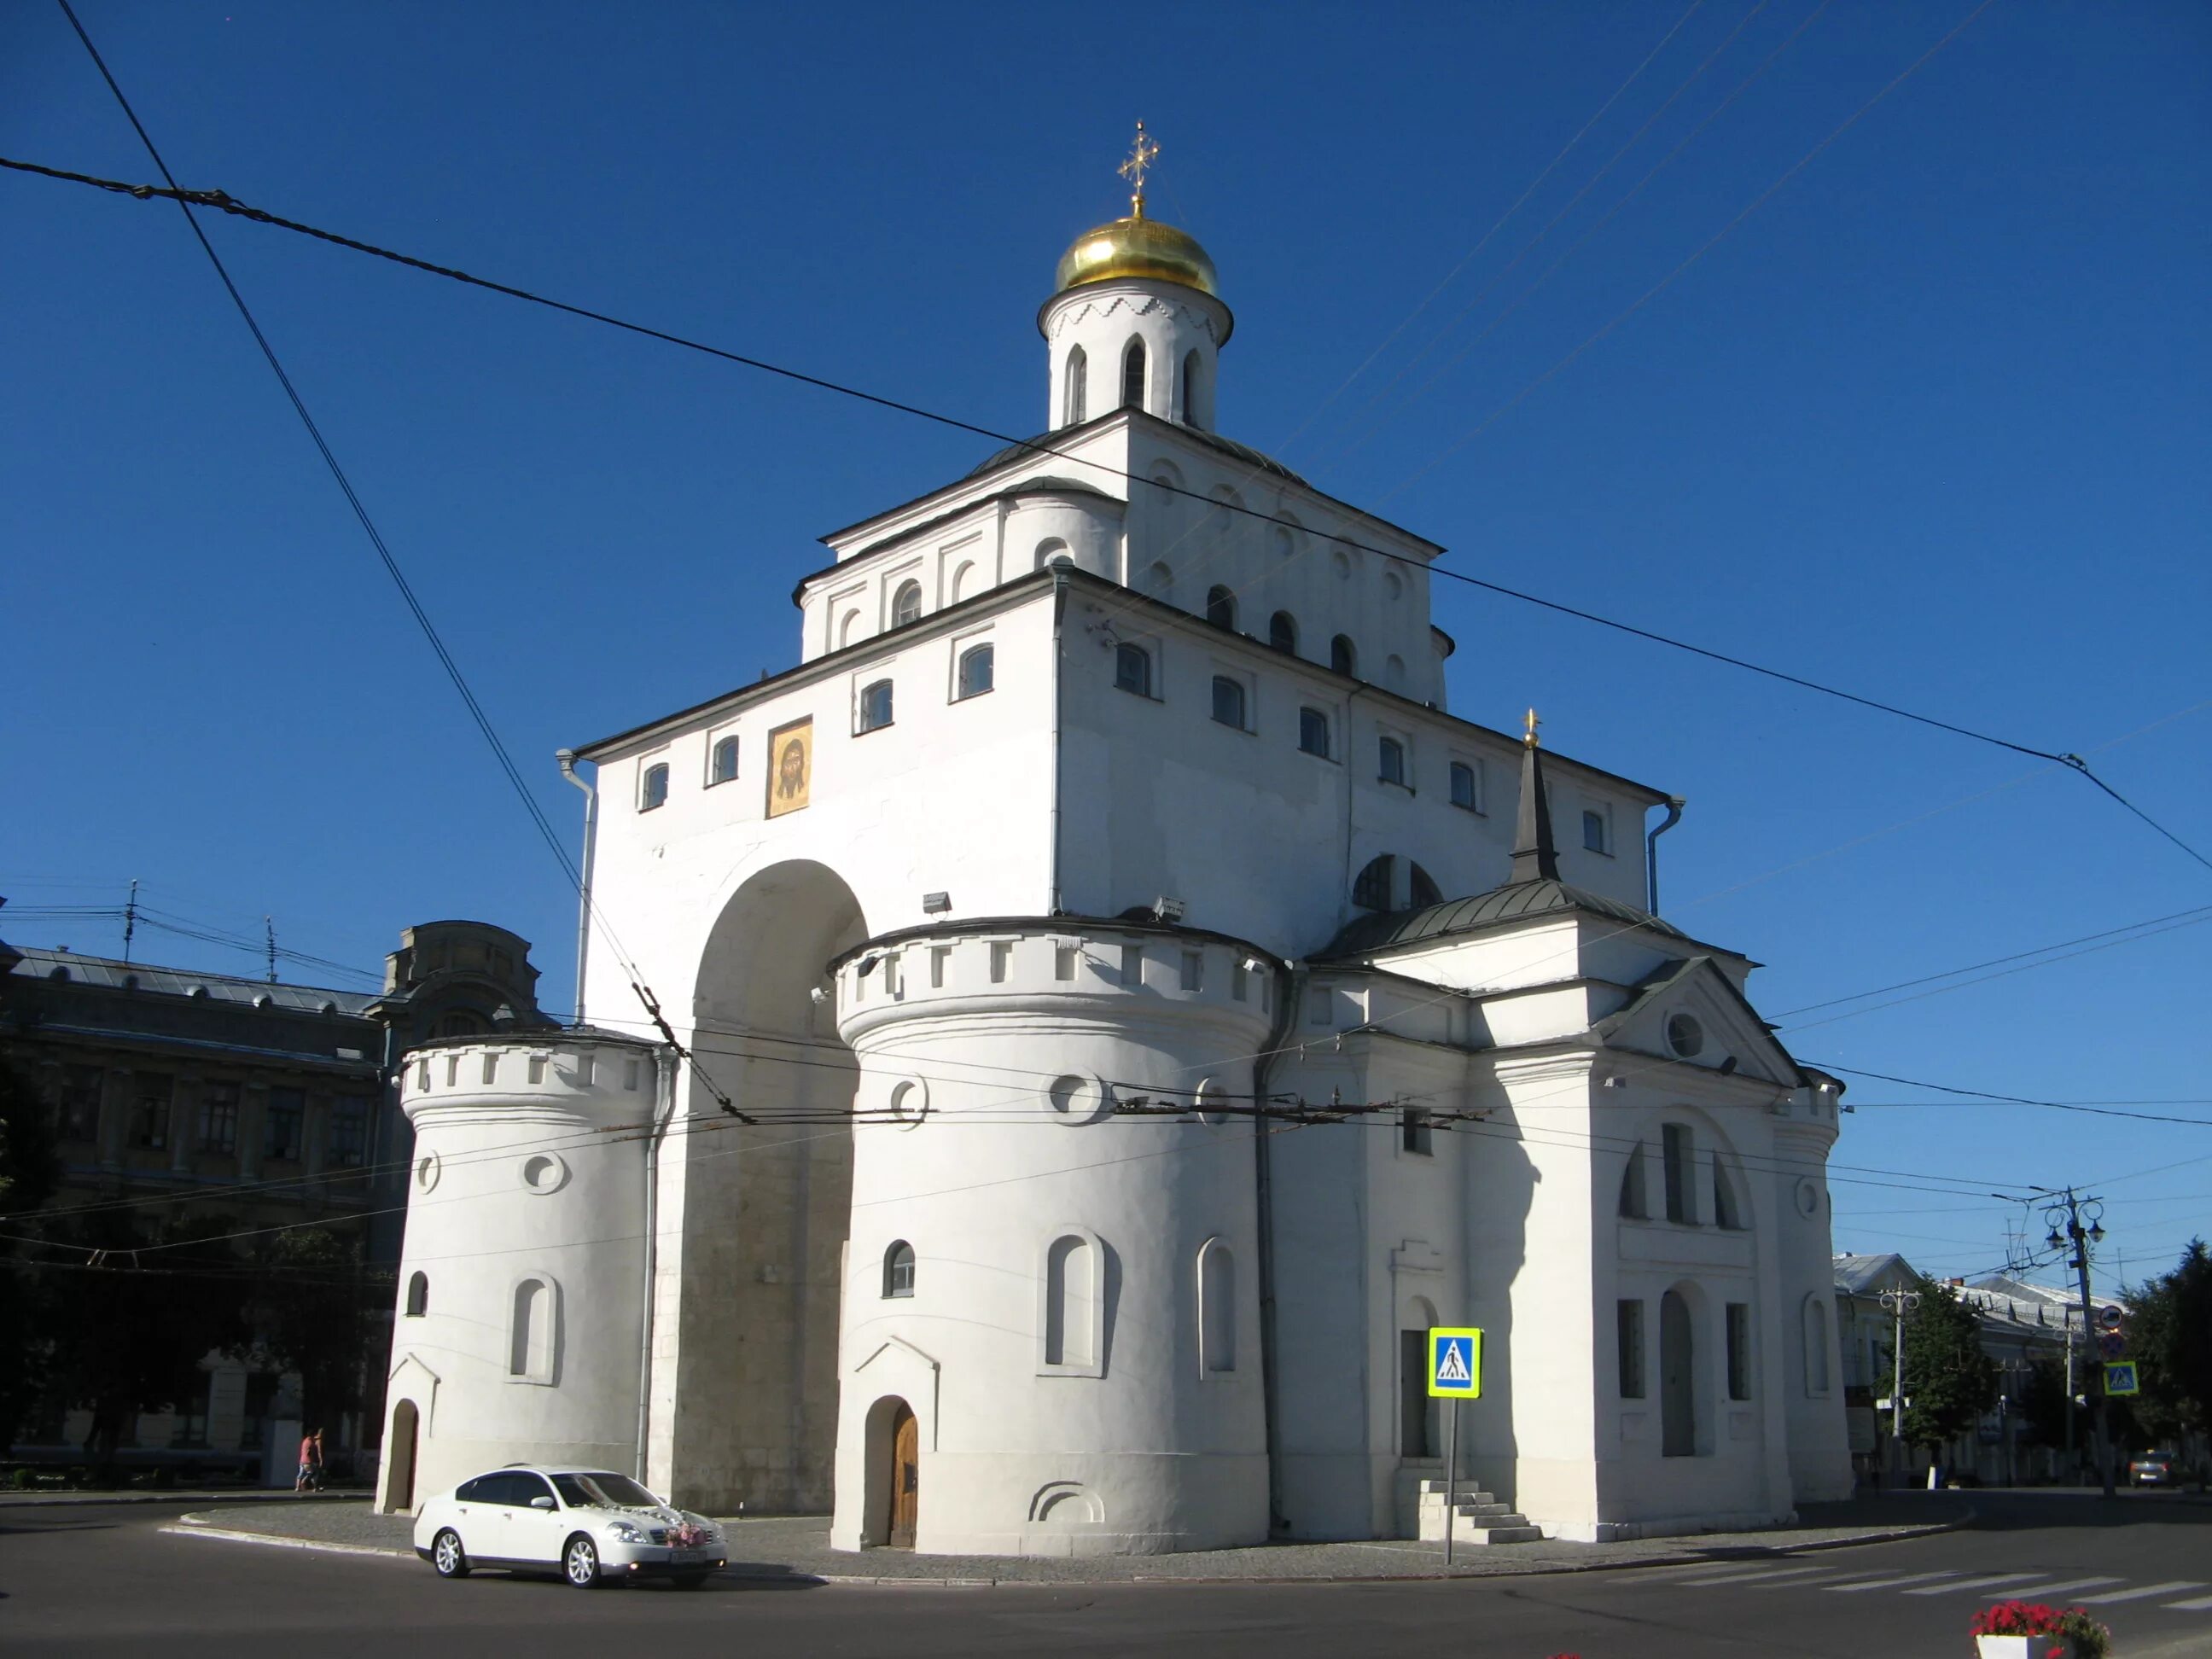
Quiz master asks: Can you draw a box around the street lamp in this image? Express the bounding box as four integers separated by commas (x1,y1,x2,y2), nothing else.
1878,1284,1923,1482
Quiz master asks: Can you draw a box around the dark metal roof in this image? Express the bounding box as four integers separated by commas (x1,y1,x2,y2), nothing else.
964,424,1307,488
1318,878,1685,960
7,947,379,1015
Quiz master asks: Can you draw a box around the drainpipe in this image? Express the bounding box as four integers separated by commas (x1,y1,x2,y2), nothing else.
1251,956,1306,1537
1337,686,1374,930
556,750,597,1024
1645,796,1685,915
1047,564,1067,916
636,1045,678,1485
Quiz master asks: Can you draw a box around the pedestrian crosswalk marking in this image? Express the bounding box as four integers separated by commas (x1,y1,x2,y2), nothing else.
2164,1592,2212,1612
1677,1564,1834,1586
2075,1582,2206,1605
1902,1574,2043,1596
1976,1577,2124,1600
1823,1571,1959,1592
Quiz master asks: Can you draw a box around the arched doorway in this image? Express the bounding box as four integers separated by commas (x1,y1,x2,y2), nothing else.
661,860,867,1514
1660,1289,1697,1458
887,1400,919,1548
385,1400,419,1512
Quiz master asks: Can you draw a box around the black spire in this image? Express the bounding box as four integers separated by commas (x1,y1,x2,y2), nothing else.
1510,710,1559,885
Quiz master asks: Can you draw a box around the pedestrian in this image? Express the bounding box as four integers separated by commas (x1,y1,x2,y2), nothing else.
295,1427,323,1493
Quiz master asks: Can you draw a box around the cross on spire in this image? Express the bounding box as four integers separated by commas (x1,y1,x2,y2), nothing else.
1119,119,1159,218
1523,707,1541,748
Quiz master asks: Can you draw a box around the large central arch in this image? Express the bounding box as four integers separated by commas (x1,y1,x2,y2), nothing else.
652,859,866,1513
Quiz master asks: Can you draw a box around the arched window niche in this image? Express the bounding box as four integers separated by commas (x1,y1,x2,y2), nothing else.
1352,854,1394,912
1115,642,1154,698
710,735,739,786
1268,611,1297,655
1121,338,1147,410
891,580,923,628
1330,634,1357,678
1180,349,1205,428
405,1271,428,1318
883,1240,916,1299
956,644,994,701
1062,345,1088,427
1205,585,1237,632
507,1273,560,1385
1197,1237,1236,1374
1039,1226,1106,1377
858,679,894,734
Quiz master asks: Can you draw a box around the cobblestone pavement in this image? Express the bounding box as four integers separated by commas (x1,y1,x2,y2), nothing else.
178,1494,1965,1583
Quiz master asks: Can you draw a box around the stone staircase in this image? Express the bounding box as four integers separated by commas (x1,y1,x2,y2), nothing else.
1414,1478,1544,1545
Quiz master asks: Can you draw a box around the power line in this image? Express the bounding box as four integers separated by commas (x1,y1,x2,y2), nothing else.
1813,1062,2212,1130
49,1,746,1121
14,146,2205,870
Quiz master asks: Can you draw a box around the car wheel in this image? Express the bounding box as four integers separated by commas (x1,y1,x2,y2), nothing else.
432,1528,470,1579
563,1535,602,1589
672,1572,710,1591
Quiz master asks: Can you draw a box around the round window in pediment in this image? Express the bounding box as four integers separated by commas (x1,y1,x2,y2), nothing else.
1666,1014,1705,1059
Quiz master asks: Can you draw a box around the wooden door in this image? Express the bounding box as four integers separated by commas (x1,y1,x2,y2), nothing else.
888,1403,919,1548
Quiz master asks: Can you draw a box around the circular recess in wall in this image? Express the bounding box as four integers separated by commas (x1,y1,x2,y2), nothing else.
1795,1179,1821,1218
520,1152,569,1194
1045,1072,1114,1126
886,1076,928,1132
415,1151,440,1192
1194,1078,1229,1126
1332,547,1353,581
1383,569,1404,602
1666,1014,1705,1058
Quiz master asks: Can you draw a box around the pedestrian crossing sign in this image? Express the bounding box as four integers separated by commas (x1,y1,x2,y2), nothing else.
2104,1360,2140,1397
1428,1327,1483,1398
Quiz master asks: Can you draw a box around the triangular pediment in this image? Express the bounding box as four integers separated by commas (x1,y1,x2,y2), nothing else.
1591,955,1801,1088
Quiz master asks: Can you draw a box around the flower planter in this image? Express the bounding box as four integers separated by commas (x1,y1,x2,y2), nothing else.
1975,1637,2065,1658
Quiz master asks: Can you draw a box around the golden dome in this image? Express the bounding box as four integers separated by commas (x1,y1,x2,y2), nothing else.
1053,209,1221,301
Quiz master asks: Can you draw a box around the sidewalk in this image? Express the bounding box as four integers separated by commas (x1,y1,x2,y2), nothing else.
165,1493,1969,1585
2,1487,369,1509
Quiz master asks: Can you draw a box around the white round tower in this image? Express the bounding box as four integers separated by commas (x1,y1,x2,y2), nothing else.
1039,133,1231,434
825,918,1277,1556
375,1028,665,1513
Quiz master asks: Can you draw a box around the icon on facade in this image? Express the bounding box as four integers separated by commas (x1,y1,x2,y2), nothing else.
767,717,813,818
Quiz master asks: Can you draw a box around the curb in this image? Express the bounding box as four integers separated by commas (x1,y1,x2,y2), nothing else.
161,1519,411,1561
148,1509,1966,1588
0,1489,369,1510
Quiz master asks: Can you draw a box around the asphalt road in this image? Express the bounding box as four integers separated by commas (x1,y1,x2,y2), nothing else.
6,1493,2210,1657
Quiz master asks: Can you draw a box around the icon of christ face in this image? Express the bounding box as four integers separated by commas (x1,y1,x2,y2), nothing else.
777,737,806,799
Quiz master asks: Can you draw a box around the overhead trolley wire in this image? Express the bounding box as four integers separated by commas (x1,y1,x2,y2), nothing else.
8,138,2203,870
49,0,746,1119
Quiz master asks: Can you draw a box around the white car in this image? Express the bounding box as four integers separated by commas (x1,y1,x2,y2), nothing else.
412,1465,728,1588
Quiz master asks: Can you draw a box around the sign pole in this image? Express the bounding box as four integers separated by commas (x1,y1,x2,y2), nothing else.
1443,1398,1458,1567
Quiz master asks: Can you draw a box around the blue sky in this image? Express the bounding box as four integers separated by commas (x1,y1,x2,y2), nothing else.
5,1,2207,1286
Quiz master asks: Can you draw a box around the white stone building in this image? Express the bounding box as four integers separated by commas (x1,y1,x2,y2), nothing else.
376,167,1853,1550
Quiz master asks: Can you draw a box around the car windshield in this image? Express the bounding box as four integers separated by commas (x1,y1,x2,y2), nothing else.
550,1472,663,1510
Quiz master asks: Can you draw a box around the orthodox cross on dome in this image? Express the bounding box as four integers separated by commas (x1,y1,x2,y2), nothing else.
1522,707,1542,748
1118,119,1160,218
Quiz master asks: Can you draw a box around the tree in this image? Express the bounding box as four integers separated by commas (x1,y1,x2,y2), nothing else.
37,1209,252,1467
2126,1240,2212,1448
2018,1355,2085,1451
1899,1278,1997,1456
242,1225,380,1434
0,1056,63,1447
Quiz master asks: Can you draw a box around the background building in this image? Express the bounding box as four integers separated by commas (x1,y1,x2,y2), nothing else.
0,919,542,1481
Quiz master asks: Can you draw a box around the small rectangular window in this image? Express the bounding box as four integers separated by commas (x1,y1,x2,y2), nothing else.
1231,961,1249,1002
1726,1303,1752,1400
416,1059,430,1092
989,941,1011,984
1618,1300,1646,1399
709,734,740,786
1211,674,1247,731
445,1055,460,1087
1120,944,1144,987
883,954,901,997
1298,707,1330,758
1583,808,1610,853
197,1083,240,1154
481,1053,498,1085
1307,985,1332,1027
1055,944,1078,982
1180,950,1204,992
624,1057,642,1091
1400,1107,1432,1156
59,1064,102,1141
1378,736,1407,787
1663,1124,1691,1223
265,1087,305,1161
930,946,951,989
527,1053,547,1085
640,760,671,812
330,1097,370,1167
1450,760,1481,812
576,1052,595,1086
